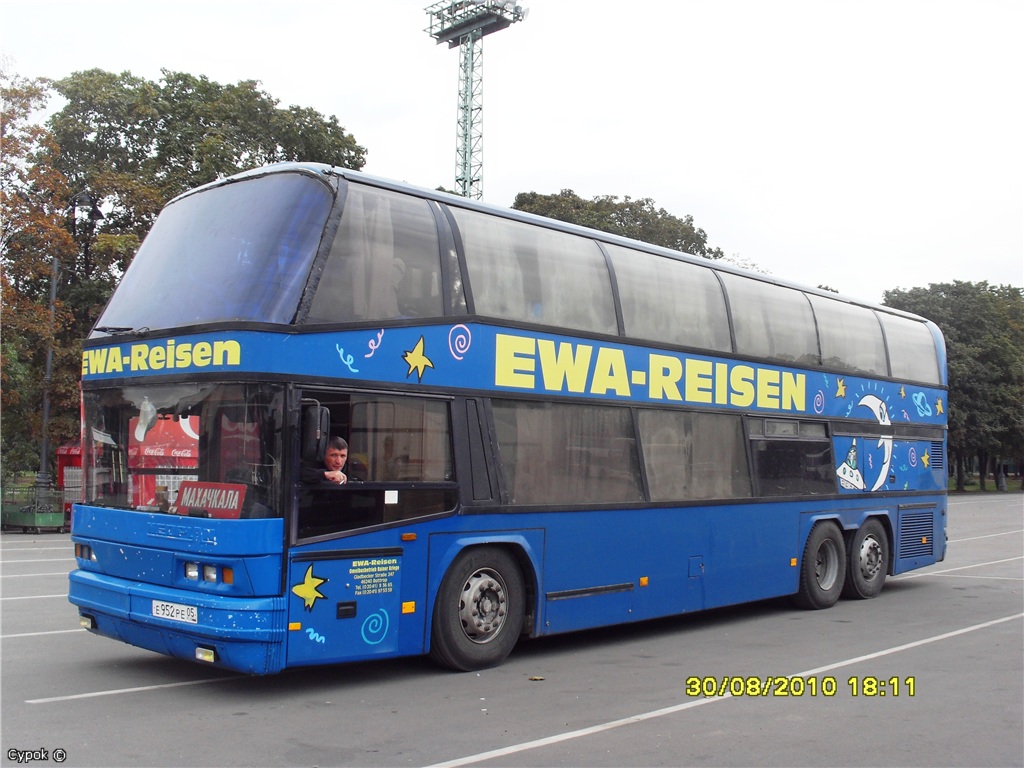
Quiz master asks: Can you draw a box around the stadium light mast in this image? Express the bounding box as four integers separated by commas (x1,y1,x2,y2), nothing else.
425,0,528,200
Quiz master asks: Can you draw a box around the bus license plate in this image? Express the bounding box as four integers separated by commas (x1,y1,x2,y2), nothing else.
152,600,198,624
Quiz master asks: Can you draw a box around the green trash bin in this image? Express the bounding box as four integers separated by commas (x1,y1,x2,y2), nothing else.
1,487,66,533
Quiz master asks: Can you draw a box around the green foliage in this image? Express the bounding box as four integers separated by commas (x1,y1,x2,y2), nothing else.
512,189,725,259
884,282,1024,489
49,69,367,237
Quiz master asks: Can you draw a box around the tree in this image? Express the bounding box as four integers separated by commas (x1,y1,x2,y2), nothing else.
1,72,80,483
48,69,367,237
512,189,725,259
1,68,368,481
884,282,1024,491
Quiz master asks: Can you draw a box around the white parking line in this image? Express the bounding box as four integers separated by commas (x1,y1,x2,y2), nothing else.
1,572,71,578
895,555,1023,580
1,594,67,601
5,629,82,639
424,612,1024,768
949,529,1024,543
27,676,236,704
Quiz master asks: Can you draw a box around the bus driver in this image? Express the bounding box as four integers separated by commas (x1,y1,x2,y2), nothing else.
302,437,349,485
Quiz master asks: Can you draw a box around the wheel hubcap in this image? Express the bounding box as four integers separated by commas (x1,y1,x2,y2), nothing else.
857,535,883,581
459,568,508,644
814,539,840,590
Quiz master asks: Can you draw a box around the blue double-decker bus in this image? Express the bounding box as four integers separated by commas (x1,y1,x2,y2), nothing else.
69,163,947,674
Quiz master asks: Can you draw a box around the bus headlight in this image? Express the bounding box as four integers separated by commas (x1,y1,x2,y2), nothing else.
184,561,234,585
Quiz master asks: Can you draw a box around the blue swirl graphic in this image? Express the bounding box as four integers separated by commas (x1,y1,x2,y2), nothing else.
336,344,359,373
361,609,389,645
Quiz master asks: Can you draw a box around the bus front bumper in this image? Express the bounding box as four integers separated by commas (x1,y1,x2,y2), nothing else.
69,569,287,675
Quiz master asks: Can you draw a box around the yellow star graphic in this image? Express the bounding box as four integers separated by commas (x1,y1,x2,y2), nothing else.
900,385,906,398
292,565,327,611
835,378,847,398
922,452,931,468
403,336,434,382
935,398,944,415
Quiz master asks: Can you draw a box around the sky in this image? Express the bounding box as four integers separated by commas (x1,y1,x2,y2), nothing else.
2,0,1022,306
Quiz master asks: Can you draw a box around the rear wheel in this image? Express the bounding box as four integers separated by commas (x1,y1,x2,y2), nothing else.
792,522,846,609
429,547,525,671
842,519,889,599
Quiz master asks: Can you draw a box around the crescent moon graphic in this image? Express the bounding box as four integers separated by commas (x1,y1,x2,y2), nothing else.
858,394,893,492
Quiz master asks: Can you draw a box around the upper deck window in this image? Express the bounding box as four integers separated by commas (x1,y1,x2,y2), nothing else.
94,173,333,333
879,313,941,384
307,184,444,323
607,244,731,352
720,273,820,366
452,209,618,335
808,295,888,376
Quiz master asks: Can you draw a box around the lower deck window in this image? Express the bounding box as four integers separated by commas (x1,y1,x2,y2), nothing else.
297,392,456,538
749,418,834,496
638,410,751,500
491,400,643,506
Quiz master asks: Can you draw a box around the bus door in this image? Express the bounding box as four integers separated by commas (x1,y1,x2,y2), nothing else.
286,548,403,666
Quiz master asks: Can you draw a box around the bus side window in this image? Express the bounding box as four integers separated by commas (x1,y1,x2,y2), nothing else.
305,185,444,323
721,273,820,366
452,208,618,336
491,400,643,506
637,410,751,501
749,419,834,497
296,392,457,540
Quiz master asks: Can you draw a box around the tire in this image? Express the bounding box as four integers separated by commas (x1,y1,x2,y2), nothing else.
792,522,847,609
429,547,525,672
842,519,889,599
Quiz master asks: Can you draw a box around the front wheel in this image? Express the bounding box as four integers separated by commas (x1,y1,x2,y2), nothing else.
792,522,847,609
429,547,525,672
842,519,889,599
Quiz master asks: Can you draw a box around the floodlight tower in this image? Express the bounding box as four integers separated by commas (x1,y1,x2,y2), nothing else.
425,0,528,199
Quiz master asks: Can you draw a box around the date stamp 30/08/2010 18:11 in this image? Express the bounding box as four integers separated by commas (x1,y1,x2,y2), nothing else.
685,676,917,698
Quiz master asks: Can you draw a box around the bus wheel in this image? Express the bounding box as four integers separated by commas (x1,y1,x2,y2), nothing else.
430,547,524,672
792,522,846,610
842,519,889,599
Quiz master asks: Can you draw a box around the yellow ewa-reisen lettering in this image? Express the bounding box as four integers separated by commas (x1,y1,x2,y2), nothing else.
494,333,806,412
82,339,242,376
538,339,591,393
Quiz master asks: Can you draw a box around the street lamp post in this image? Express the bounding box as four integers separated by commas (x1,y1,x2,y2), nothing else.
33,191,103,511
34,252,59,494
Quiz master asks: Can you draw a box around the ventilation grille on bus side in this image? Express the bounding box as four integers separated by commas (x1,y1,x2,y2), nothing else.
929,441,945,471
899,511,935,559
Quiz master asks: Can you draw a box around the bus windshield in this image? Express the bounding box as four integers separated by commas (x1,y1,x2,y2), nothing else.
93,172,335,333
82,382,285,519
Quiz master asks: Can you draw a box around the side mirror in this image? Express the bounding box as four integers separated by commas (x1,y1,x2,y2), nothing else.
301,402,330,462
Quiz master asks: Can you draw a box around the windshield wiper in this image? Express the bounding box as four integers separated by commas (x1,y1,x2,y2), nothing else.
95,326,150,336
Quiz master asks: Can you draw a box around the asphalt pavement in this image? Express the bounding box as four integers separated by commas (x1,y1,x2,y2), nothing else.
2,493,1021,767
